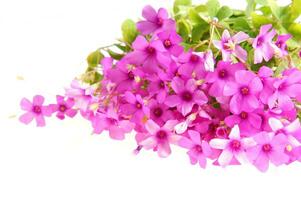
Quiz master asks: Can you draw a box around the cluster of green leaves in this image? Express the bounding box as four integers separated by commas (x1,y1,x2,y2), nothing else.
82,0,301,85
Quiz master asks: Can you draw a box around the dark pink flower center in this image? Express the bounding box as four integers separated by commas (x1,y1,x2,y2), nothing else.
257,37,264,47
222,42,232,51
59,104,67,112
195,145,203,153
158,81,165,88
218,69,228,79
299,51,301,58
190,54,199,63
135,102,142,109
128,71,135,80
32,105,42,114
240,87,249,95
107,118,117,125
146,46,155,54
262,144,272,153
164,39,172,48
230,140,241,151
156,17,164,26
153,107,163,118
275,41,282,48
240,111,248,119
156,130,167,140
181,91,193,102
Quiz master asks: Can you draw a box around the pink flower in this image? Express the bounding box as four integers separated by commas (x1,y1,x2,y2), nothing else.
225,110,262,136
120,92,150,124
177,50,207,79
206,61,245,97
149,99,173,126
92,107,134,140
247,132,289,172
179,130,212,168
252,24,276,64
19,95,52,127
50,95,77,120
147,73,169,103
213,30,249,62
268,70,301,111
209,125,255,166
224,70,263,114
139,120,181,157
126,36,171,74
273,34,291,57
165,77,208,116
157,30,183,56
137,5,175,35
258,66,275,104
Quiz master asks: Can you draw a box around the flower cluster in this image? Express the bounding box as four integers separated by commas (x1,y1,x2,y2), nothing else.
19,3,301,172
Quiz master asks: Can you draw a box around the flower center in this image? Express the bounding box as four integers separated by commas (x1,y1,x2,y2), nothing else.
230,140,241,151
190,54,199,63
156,17,163,26
257,37,264,47
158,81,165,89
59,104,67,112
195,145,203,153
164,39,172,48
239,111,248,119
135,102,142,109
240,87,249,95
153,107,163,118
146,46,155,54
181,91,193,102
262,144,272,153
275,41,282,48
218,69,228,79
156,130,167,140
32,105,42,114
127,71,135,80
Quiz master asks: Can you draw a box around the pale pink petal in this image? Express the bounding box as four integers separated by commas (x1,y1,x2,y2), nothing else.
254,152,269,172
232,31,249,43
180,102,193,116
194,91,208,105
198,155,207,168
185,79,196,92
268,117,284,131
249,77,263,93
218,150,233,166
269,151,289,166
229,94,242,114
165,95,181,107
140,136,156,150
157,142,171,158
145,120,160,134
171,77,184,93
178,137,194,149
223,82,238,96
188,130,201,144
229,125,240,139
209,139,229,149
33,95,44,106
249,113,262,129
35,115,46,127
20,98,32,111
142,5,157,22
19,112,34,125
124,92,137,104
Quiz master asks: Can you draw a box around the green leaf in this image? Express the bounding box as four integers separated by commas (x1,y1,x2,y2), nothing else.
173,0,192,14
267,0,281,19
206,0,220,18
177,20,190,40
251,12,274,28
188,8,208,25
246,0,256,16
191,24,209,42
121,19,138,44
231,18,252,32
107,49,124,60
216,6,233,21
87,50,104,68
291,0,301,21
288,23,301,41
194,5,207,13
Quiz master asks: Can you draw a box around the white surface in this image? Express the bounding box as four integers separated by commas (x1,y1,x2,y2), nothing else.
0,0,300,200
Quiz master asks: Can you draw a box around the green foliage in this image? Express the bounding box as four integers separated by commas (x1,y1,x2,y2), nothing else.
206,0,220,18
121,19,138,45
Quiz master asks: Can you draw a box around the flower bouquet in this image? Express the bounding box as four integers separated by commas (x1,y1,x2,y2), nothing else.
19,0,301,172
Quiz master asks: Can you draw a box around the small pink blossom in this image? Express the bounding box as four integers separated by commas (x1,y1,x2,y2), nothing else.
50,95,77,120
19,95,52,127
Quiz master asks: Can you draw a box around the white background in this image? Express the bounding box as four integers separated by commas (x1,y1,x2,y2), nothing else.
1,0,300,200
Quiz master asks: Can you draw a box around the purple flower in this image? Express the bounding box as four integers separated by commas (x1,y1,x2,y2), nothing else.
268,70,301,111
137,5,175,35
273,34,291,57
224,70,263,114
157,30,183,56
126,36,171,74
19,95,52,127
50,95,77,120
252,24,276,64
165,77,208,116
225,110,262,136
139,120,181,158
149,99,173,126
213,30,249,62
247,132,289,172
179,130,212,168
209,125,255,166
120,92,150,124
206,61,245,97
92,107,134,140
